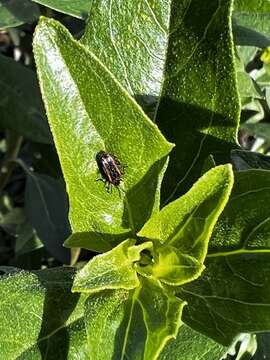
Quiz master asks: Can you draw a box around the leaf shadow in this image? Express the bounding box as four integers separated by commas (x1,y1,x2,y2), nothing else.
122,156,169,233
17,268,81,359
154,95,239,202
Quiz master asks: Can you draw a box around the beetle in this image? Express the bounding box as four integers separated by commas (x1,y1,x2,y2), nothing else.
96,150,125,192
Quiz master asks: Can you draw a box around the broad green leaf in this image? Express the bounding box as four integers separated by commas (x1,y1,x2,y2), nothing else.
32,0,92,19
138,165,234,285
33,18,173,252
178,253,270,346
83,278,186,360
234,0,270,41
155,0,239,202
80,0,170,116
159,324,227,360
0,267,88,359
0,0,39,29
22,163,71,263
72,239,153,293
231,149,270,170
0,54,52,144
209,170,270,252
177,170,270,345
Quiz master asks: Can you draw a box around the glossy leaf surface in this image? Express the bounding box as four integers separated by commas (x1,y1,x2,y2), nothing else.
177,170,270,345
209,170,270,252
179,253,270,346
81,0,170,116
0,267,88,359
155,0,239,202
160,324,227,360
138,165,234,285
234,0,270,40
72,239,152,293
83,278,185,360
33,18,173,252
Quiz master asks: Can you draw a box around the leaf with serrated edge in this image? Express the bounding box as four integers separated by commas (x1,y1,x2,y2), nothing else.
137,165,234,286
72,239,153,293
83,278,186,360
33,17,173,252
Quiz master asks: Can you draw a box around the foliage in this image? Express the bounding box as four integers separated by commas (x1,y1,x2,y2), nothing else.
0,0,269,359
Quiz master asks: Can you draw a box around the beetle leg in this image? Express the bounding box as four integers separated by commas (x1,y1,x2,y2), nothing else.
96,175,105,182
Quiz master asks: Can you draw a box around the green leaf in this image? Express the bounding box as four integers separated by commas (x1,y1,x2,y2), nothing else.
177,170,270,345
0,54,52,144
0,0,40,29
80,0,170,116
209,169,270,252
159,324,228,360
33,17,173,252
234,0,270,41
22,162,71,263
231,149,270,170
178,253,270,346
72,239,153,293
155,0,239,202
138,165,234,285
234,0,270,12
83,278,186,360
0,267,88,359
33,0,92,19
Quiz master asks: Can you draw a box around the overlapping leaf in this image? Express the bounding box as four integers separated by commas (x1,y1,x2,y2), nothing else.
155,0,239,202
72,239,152,293
209,170,270,252
81,0,170,116
159,324,228,360
137,165,234,285
32,0,92,19
33,18,173,252
234,0,270,40
0,267,88,359
176,170,270,345
0,0,39,29
83,278,185,360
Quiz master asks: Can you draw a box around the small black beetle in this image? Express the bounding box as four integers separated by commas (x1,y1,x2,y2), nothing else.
96,151,125,192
